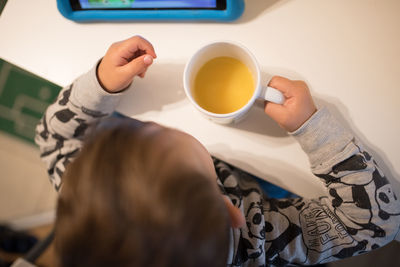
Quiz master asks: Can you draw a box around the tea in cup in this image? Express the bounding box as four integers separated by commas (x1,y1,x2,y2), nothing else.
183,41,284,124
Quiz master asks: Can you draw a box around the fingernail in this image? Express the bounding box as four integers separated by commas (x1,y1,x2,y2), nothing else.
144,55,153,65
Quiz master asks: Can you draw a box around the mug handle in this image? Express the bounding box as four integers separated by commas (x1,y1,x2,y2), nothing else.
259,86,285,104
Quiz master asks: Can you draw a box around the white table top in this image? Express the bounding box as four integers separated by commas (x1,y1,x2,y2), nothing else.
1,0,400,198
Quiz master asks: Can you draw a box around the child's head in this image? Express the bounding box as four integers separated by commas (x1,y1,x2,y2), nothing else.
55,118,233,267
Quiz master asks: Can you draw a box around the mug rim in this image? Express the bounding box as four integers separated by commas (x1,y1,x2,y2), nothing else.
183,40,261,119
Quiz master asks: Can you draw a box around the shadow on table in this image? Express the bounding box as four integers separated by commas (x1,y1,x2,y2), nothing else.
118,63,187,116
236,0,291,24
225,99,288,137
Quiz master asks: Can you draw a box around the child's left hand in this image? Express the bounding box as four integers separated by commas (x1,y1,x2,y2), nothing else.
97,36,157,93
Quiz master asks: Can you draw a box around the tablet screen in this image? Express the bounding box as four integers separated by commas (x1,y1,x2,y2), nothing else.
72,0,225,10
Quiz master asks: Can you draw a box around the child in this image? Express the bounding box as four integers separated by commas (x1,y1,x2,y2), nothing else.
36,36,400,266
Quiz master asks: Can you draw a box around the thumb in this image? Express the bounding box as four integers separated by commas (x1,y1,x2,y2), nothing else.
223,196,245,228
122,54,153,77
268,76,293,98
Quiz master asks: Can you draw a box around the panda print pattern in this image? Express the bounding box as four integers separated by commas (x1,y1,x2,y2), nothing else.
214,143,400,266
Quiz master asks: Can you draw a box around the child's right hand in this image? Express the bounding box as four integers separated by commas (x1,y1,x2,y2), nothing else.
97,36,157,93
264,76,317,132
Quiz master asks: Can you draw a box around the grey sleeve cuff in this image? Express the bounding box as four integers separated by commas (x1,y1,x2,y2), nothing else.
70,63,122,115
290,107,354,170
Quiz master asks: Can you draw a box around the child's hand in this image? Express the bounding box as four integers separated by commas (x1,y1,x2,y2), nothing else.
97,36,157,93
264,76,317,132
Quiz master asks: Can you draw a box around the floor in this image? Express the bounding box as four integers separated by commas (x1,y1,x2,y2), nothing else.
0,224,57,267
0,132,57,226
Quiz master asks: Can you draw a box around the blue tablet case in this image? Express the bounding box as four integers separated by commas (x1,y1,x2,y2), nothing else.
57,0,245,22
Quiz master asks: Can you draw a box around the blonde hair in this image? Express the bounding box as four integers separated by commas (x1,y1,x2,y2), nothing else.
55,118,230,267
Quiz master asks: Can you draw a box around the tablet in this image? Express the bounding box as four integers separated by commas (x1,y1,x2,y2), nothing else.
57,0,245,21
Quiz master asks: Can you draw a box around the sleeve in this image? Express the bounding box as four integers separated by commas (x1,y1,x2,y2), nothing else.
35,64,122,192
261,107,400,265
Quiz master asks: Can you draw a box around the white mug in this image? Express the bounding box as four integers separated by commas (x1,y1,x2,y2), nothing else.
183,41,284,124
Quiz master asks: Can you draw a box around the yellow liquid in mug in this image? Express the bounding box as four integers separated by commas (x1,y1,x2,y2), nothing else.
193,57,255,114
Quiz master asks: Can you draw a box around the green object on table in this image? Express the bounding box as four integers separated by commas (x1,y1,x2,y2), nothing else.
0,0,7,16
0,59,61,144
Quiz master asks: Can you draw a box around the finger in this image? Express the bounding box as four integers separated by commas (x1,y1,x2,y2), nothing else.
223,196,245,228
122,54,153,77
268,76,294,98
123,36,157,59
264,100,287,120
138,70,146,78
